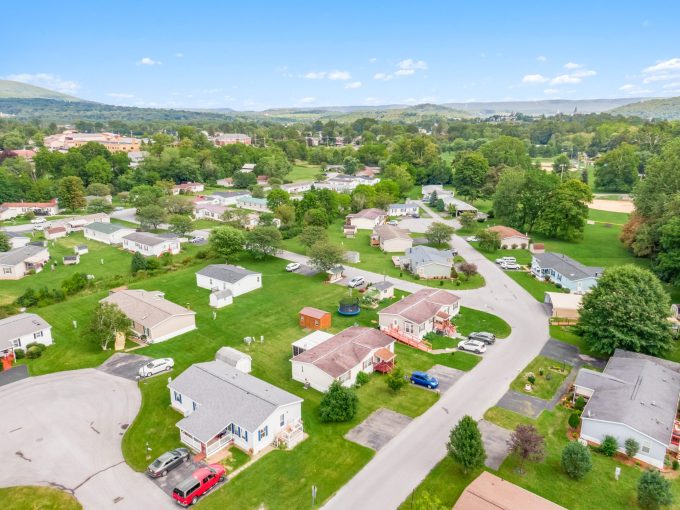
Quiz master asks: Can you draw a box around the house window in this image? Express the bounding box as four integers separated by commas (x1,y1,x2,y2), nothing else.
641,441,651,454
3,267,12,274
33,331,43,339
173,391,182,403
405,322,414,334
192,401,198,411
338,372,350,383
11,339,21,348
314,320,319,327
362,359,372,369
280,414,285,427
258,426,269,441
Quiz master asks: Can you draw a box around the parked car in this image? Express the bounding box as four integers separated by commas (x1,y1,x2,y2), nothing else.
146,448,190,478
30,217,46,224
33,223,48,231
285,262,301,272
347,276,365,288
114,206,124,211
468,332,496,345
411,213,420,218
410,371,439,389
172,464,226,506
495,256,516,265
465,236,479,242
457,339,487,354
138,358,175,377
500,261,520,270
387,220,399,226
189,237,205,244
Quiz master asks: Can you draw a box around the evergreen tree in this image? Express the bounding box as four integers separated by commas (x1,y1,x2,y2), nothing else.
446,415,486,474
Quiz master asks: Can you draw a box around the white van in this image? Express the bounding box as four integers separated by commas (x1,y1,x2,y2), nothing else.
495,256,517,265
30,217,47,224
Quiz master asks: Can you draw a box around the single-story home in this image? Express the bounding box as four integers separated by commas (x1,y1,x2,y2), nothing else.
0,199,58,221
0,313,53,358
442,196,478,216
574,350,680,469
371,224,413,253
421,184,451,201
378,288,460,344
194,203,228,221
531,252,603,293
544,292,583,320
371,281,395,300
388,203,419,217
216,177,233,187
357,166,380,178
216,346,252,373
210,191,251,206
299,307,331,330
315,175,380,193
345,208,387,230
84,222,136,245
0,245,50,280
240,163,256,173
172,182,205,195
5,231,30,249
236,196,269,212
101,289,196,344
63,254,80,266
74,245,89,255
291,330,334,357
291,326,396,391
196,264,262,297
281,182,313,194
453,471,565,510
122,232,181,257
168,358,303,456
488,225,529,249
45,226,67,240
399,245,454,279
209,289,233,309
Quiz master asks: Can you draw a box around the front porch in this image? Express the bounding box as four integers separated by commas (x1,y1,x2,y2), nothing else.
373,347,396,374
433,312,456,337
381,326,432,352
180,428,234,458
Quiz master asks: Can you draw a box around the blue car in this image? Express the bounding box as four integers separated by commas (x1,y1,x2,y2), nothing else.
410,371,439,389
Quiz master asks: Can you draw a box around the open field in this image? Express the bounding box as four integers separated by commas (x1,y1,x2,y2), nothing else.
0,486,82,510
589,198,634,214
289,161,322,182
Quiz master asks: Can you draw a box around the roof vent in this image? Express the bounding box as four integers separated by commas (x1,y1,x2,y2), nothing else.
651,400,656,406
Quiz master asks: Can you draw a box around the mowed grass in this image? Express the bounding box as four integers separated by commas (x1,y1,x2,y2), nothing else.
288,162,322,182
0,486,82,510
586,208,630,225
509,355,571,400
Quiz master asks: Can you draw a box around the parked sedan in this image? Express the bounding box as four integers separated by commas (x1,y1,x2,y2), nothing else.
285,262,301,272
457,339,487,354
495,256,516,265
138,357,175,378
468,331,496,344
146,447,190,478
347,276,366,288
387,220,399,226
410,371,439,389
465,236,479,242
500,261,520,270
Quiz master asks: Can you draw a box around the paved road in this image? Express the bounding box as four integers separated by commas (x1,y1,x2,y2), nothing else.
0,369,173,510
320,202,550,509
111,207,139,224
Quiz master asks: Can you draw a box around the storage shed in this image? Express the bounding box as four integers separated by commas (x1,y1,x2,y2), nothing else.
299,307,332,330
74,245,89,255
209,289,233,309
215,346,252,373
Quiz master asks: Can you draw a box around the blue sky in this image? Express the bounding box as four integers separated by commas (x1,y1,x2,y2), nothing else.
2,1,680,110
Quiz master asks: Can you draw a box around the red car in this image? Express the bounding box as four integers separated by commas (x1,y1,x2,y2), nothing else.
172,464,226,506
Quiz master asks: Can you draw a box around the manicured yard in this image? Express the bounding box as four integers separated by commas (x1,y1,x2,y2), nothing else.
191,219,224,230
509,355,571,400
587,209,630,225
455,307,511,338
549,325,601,358
1,486,82,510
288,162,322,182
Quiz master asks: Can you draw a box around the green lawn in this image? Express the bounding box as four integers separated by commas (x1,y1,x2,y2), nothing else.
288,162,322,182
549,325,602,358
191,219,223,230
0,486,82,510
455,307,511,338
281,220,485,291
509,355,571,400
587,209,630,225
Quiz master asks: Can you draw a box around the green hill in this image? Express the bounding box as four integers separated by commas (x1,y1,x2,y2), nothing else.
0,80,82,102
610,96,680,120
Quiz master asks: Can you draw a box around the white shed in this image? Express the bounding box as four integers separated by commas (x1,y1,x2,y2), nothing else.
215,346,252,373
210,289,233,308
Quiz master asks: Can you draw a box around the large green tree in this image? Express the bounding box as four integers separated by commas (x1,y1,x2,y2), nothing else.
425,222,455,246
480,136,531,169
0,231,11,252
318,381,358,423
537,179,592,240
452,151,489,201
88,302,131,350
446,415,486,474
308,241,345,272
57,176,87,211
594,143,639,192
246,226,282,259
136,204,167,229
637,470,673,509
168,214,194,236
209,226,246,260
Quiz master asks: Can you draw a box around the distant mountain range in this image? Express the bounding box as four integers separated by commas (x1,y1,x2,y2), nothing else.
1,79,679,123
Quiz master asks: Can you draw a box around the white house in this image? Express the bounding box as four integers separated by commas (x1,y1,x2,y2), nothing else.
345,208,387,230
84,222,135,245
210,191,251,206
315,175,380,193
122,232,181,257
281,182,313,194
421,185,451,201
0,199,58,220
488,226,529,249
168,359,303,456
5,232,31,249
194,203,228,221
45,226,67,240
235,196,269,212
291,326,395,392
400,246,454,279
291,330,334,357
574,350,680,469
531,252,603,293
240,163,256,173
388,203,419,217
0,245,50,280
0,313,53,358
216,346,252,373
371,224,413,253
196,264,262,297
172,182,205,195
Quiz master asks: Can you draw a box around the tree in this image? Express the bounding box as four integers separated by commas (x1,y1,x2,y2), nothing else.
493,167,558,232
299,226,328,249
131,252,147,273
459,211,477,230
537,179,592,241
87,198,113,214
86,182,111,196
0,231,11,252
577,265,673,356
638,470,673,509
552,154,571,181
385,366,407,392
57,176,87,211
210,226,246,260
304,208,329,227
246,226,282,259
480,136,531,169
599,435,618,456
342,156,361,175
408,491,447,510
274,203,296,226
308,241,345,272
318,380,358,423
88,302,131,350
654,217,680,285
507,424,545,474
425,222,455,246
266,188,290,211
84,155,113,185
477,228,501,252
136,204,167,229
232,171,257,189
594,143,639,192
168,214,193,236
624,438,640,458
452,151,489,201
459,262,478,280
446,415,486,474
561,441,592,480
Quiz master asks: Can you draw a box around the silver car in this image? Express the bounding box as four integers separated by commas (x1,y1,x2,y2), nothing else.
457,339,487,354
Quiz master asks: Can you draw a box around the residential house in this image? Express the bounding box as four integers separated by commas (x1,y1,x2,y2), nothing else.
240,163,256,172
441,196,478,216
84,222,135,245
488,225,530,249
212,133,252,146
194,203,228,221
454,472,565,510
216,346,252,373
531,252,603,293
0,199,58,220
8,149,37,161
345,208,387,230
299,307,331,330
544,292,583,320
64,212,110,232
172,182,205,195
168,358,303,456
0,245,50,280
235,196,269,212
101,289,196,343
291,331,334,357
371,281,395,300
5,231,30,249
574,350,680,469
399,246,454,279
378,288,460,346
196,264,262,297
127,150,148,168
371,224,413,253
0,313,53,358
315,174,380,193
256,175,269,186
421,184,451,201
216,177,233,187
122,232,181,257
291,326,396,391
281,182,313,194
388,203,419,217
357,166,380,178
209,191,251,206
45,226,67,240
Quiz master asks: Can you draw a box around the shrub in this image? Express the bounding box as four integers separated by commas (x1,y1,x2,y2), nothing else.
625,438,640,458
600,435,619,457
574,396,586,411
355,372,370,387
527,374,536,384
673,460,679,471
511,244,518,249
561,442,592,480
538,368,544,376
14,348,25,359
568,413,581,429
61,272,90,295
196,249,208,259
638,469,673,509
318,381,358,423
25,342,46,352
386,366,408,392
146,258,160,271
160,252,173,267
555,283,562,289
26,346,43,359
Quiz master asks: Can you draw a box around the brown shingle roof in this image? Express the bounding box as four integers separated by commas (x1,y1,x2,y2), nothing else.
454,472,565,510
373,224,411,241
347,208,386,220
488,225,528,240
379,289,459,324
101,289,195,329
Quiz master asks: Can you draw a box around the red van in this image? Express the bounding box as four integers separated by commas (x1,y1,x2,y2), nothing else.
172,464,226,506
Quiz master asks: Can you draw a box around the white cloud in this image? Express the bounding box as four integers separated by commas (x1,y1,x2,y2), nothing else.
663,82,680,89
619,84,652,95
642,73,680,84
299,96,316,104
571,69,596,78
304,71,326,79
368,57,377,63
175,52,184,58
137,57,161,66
643,58,680,74
4,73,80,93
364,97,380,105
395,69,415,76
397,58,428,71
107,92,135,98
536,55,547,62
551,74,582,85
522,74,549,84
564,62,582,69
345,81,362,89
327,70,351,80
373,72,393,81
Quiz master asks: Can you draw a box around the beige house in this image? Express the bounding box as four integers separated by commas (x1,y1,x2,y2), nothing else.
371,225,413,252
488,225,529,249
345,208,386,230
101,289,196,344
0,245,50,280
454,472,565,510
544,292,583,320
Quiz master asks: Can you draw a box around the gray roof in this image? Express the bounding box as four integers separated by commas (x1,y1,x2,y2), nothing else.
215,346,251,367
0,245,47,266
533,252,603,281
86,222,130,235
401,246,453,270
373,281,394,291
0,313,51,350
212,289,232,299
213,191,250,199
168,361,302,442
196,264,260,283
576,350,680,444
123,232,168,246
389,203,417,210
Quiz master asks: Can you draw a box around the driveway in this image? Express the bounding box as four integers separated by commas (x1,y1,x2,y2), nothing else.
478,419,512,470
0,365,29,387
98,353,153,381
425,365,464,392
0,369,174,510
345,408,412,451
496,390,549,419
